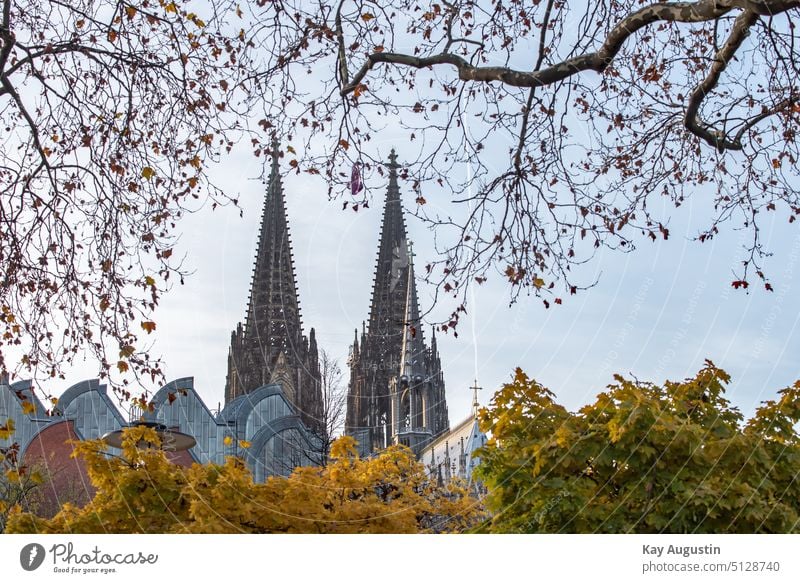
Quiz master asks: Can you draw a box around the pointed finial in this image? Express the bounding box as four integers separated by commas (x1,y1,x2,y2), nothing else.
386,148,399,169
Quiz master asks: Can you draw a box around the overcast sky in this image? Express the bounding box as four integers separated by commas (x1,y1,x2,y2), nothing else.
36,133,800,427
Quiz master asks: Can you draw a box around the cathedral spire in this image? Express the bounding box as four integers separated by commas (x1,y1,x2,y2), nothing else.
225,141,322,432
346,149,449,453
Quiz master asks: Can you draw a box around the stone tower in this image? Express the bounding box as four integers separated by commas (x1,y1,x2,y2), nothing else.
224,142,322,433
346,150,449,454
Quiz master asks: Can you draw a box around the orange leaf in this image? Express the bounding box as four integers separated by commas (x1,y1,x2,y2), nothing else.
141,321,156,334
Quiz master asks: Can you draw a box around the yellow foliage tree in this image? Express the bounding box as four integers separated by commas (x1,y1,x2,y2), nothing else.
6,427,483,533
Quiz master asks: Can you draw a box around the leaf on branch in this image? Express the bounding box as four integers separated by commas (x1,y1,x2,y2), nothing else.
141,321,157,334
141,167,156,180
21,401,36,415
361,13,375,22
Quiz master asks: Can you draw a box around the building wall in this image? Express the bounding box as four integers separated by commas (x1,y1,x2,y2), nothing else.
20,420,93,518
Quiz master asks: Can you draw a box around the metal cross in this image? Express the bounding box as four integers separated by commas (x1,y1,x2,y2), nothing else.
470,379,483,417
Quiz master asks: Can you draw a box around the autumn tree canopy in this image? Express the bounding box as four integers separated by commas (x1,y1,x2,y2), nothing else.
474,362,800,533
6,427,483,533
0,0,259,392
243,0,800,325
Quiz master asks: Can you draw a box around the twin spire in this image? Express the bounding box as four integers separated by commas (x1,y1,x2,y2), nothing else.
224,143,449,449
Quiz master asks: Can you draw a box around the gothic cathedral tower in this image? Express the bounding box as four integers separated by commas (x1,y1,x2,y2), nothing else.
346,150,449,454
224,142,322,433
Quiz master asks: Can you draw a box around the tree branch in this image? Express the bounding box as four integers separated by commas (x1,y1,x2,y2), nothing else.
684,9,760,150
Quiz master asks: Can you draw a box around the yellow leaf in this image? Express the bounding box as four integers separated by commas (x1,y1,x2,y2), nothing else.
21,401,36,415
238,440,251,449
223,435,233,446
141,166,155,180
0,418,14,440
286,145,296,154
165,2,178,14
145,276,156,286
533,277,545,289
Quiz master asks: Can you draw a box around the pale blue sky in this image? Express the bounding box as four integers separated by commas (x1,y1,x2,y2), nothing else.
45,138,800,425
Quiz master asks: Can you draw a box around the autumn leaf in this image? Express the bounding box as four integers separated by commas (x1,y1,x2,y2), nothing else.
141,166,155,180
0,419,14,440
141,321,156,333
339,139,350,151
361,13,375,22
223,435,233,446
21,401,36,415
116,360,129,373
238,440,251,449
